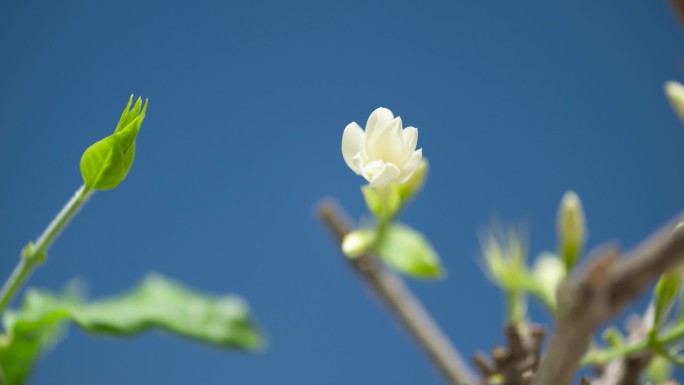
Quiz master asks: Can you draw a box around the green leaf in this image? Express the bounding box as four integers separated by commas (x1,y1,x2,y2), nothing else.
80,96,147,190
0,274,263,384
375,223,443,279
645,354,674,383
0,283,80,385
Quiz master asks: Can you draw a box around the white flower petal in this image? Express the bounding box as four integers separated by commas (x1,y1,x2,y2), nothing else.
350,153,366,177
402,126,418,152
365,107,394,139
365,161,401,187
367,117,406,164
342,122,365,173
399,148,423,183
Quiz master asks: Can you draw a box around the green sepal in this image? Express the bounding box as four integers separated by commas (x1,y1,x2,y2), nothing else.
374,223,443,279
361,160,428,220
396,160,428,202
361,185,401,220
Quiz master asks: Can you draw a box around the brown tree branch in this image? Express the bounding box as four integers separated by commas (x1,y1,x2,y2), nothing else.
317,198,477,385
532,213,684,385
474,324,547,385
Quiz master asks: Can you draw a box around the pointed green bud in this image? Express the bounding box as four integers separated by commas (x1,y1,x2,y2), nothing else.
341,230,373,258
80,96,148,190
665,81,684,124
557,190,586,271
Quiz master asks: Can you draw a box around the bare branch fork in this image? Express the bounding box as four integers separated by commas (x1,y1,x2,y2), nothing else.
533,213,684,385
317,199,478,385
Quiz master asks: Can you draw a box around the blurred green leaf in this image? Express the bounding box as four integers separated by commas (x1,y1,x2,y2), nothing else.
479,225,528,291
0,283,81,385
0,274,262,384
80,95,147,190
645,354,674,383
375,223,443,279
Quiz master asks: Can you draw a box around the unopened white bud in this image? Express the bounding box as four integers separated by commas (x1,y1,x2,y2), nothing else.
557,190,586,270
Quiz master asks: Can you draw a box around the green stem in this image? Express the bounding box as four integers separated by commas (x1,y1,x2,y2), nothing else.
581,321,684,366
0,259,32,317
506,288,527,325
373,187,395,248
0,185,93,315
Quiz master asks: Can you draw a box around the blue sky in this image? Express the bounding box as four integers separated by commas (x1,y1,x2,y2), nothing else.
1,1,684,384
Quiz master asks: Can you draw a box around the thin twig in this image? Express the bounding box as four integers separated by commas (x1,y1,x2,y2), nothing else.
532,213,684,385
317,198,477,385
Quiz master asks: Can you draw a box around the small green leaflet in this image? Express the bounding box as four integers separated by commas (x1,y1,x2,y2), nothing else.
375,223,444,279
0,274,263,385
80,95,147,190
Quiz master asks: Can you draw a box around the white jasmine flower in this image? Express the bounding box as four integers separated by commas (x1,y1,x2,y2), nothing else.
342,108,423,187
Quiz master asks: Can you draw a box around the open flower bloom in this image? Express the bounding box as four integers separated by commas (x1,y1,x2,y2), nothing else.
342,108,423,187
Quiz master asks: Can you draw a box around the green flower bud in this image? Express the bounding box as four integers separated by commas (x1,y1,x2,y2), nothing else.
80,95,148,191
557,190,586,271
